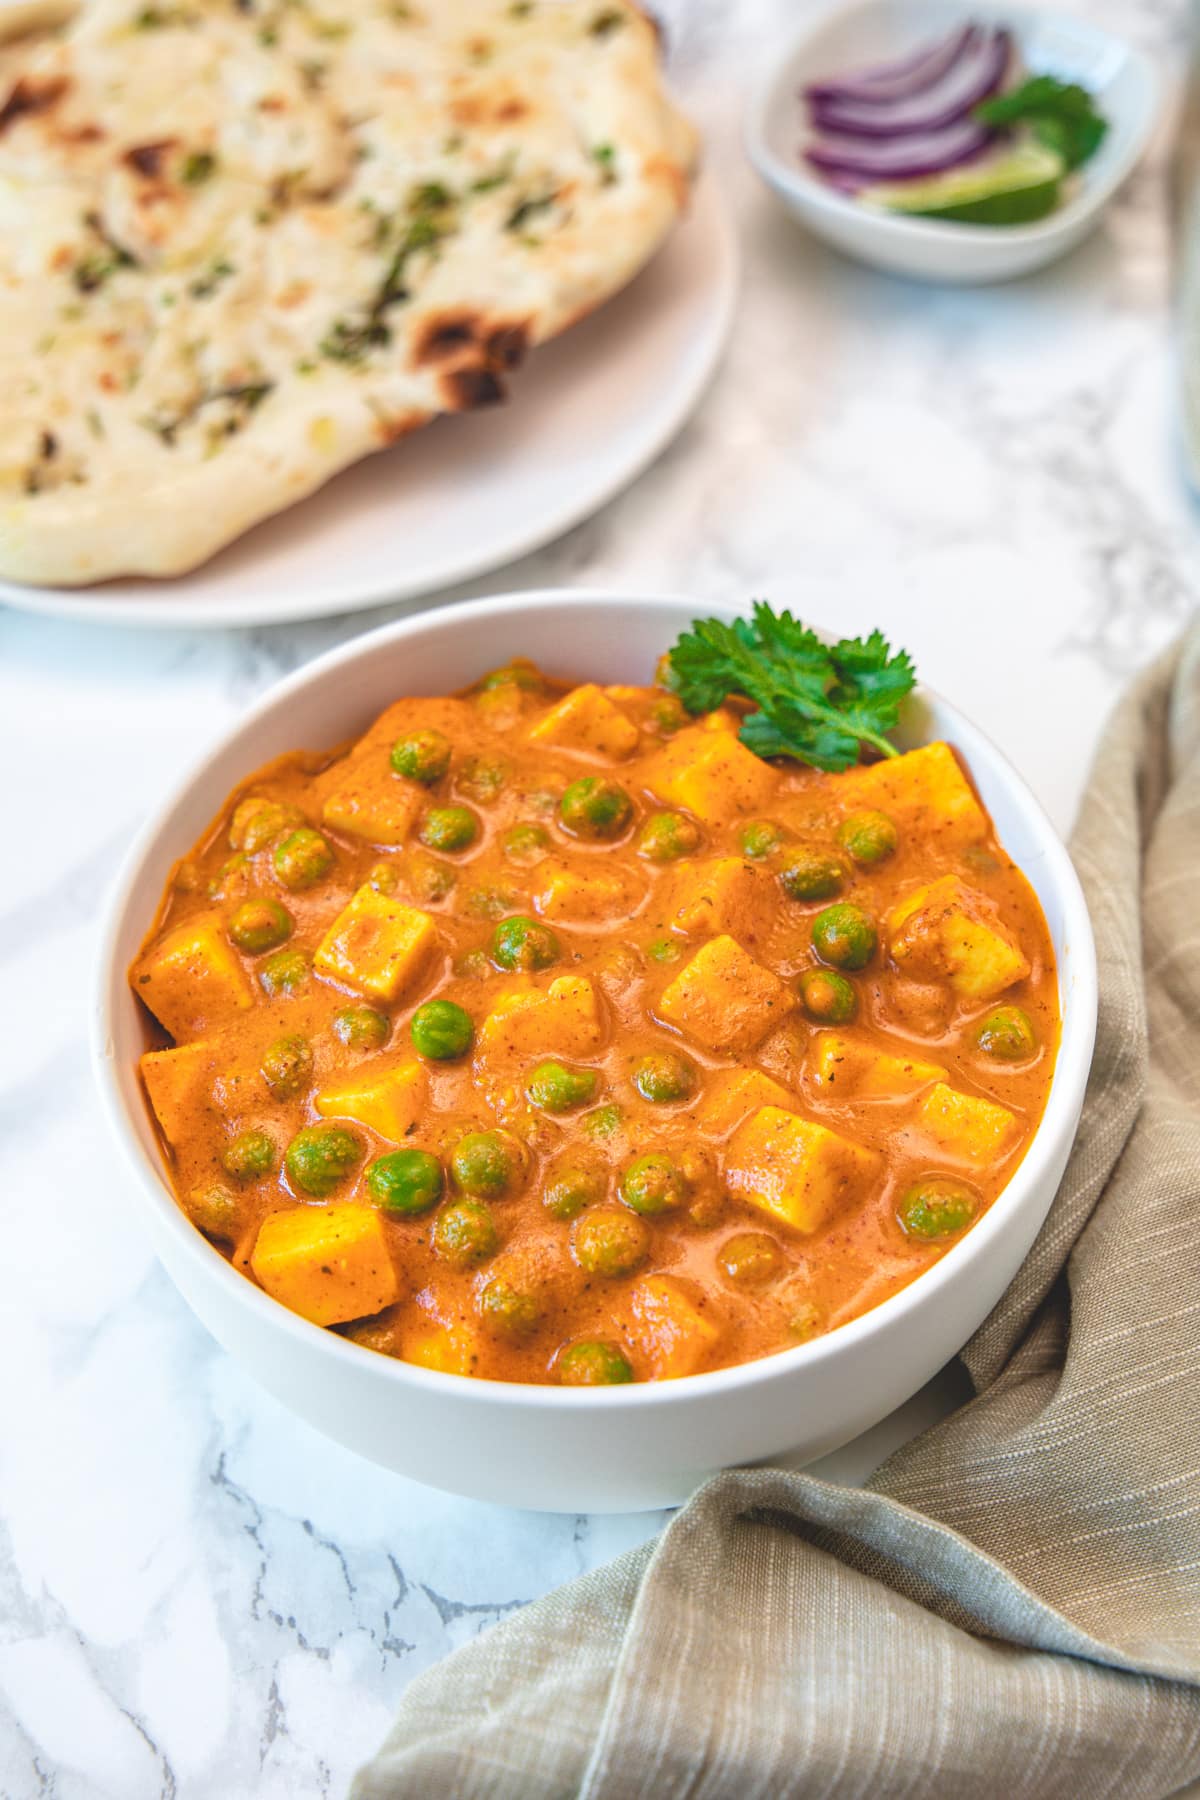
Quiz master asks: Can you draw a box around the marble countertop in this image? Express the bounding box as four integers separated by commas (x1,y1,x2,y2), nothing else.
2,0,1198,1792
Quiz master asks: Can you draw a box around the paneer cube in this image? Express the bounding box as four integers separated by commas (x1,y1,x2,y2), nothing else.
888,876,1030,1003
805,1032,946,1100
527,684,639,760
140,1041,217,1146
477,976,603,1062
698,1068,796,1138
725,1105,880,1234
663,857,776,947
628,1276,722,1379
131,914,255,1041
643,725,778,827
250,1205,398,1326
914,1083,1018,1166
657,935,793,1054
322,754,422,847
533,859,643,924
837,742,988,849
315,1058,427,1142
314,886,438,1002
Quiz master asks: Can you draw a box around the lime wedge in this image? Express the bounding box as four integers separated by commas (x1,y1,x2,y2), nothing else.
865,144,1066,225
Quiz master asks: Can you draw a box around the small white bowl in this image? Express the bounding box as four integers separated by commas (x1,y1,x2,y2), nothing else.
745,0,1159,285
93,591,1097,1512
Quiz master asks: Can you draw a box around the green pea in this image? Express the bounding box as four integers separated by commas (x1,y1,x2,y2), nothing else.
632,1051,696,1104
451,1129,524,1199
418,806,478,854
456,755,510,803
453,949,490,980
229,897,292,955
401,851,456,903
432,1197,499,1267
410,999,474,1061
557,1340,634,1386
260,1033,313,1098
837,809,898,867
636,811,700,863
526,1060,598,1113
220,1129,276,1183
502,822,551,865
272,827,334,890
490,914,559,972
975,1005,1037,1061
559,776,633,841
477,1278,542,1341
368,861,400,896
390,728,451,784
646,937,681,965
580,1102,623,1140
259,947,311,997
366,1148,443,1217
332,1005,390,1052
897,1177,979,1242
739,818,784,860
230,796,303,854
798,968,858,1025
572,1204,650,1276
619,1153,686,1216
464,886,516,921
652,694,687,735
186,1182,240,1242
525,785,561,814
478,660,543,694
812,903,877,971
208,853,249,901
718,1231,781,1286
780,847,846,903
542,1161,606,1220
284,1124,362,1197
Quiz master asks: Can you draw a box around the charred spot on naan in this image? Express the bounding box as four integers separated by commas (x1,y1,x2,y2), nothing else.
0,74,67,135
123,139,176,179
439,366,506,411
412,311,530,374
485,323,530,371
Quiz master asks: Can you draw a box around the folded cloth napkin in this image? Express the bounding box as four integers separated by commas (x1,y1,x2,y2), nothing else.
354,631,1200,1800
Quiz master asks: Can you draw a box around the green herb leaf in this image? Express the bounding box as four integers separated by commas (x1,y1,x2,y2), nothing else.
974,76,1108,171
665,603,916,771
180,150,216,185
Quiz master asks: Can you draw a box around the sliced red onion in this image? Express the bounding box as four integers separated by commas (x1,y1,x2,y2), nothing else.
809,28,1012,138
804,118,995,184
804,22,976,106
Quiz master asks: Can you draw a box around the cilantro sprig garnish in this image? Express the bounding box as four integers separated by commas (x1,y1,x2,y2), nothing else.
665,603,916,772
974,77,1108,171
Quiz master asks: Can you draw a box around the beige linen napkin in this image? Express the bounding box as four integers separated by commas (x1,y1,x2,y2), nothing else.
354,631,1200,1800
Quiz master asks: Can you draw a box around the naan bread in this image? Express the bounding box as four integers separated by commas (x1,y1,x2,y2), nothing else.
0,0,696,584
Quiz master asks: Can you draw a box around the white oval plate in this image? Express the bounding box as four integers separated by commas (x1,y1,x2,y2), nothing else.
0,173,737,630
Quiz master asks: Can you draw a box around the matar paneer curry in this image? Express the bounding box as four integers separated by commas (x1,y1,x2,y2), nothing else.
131,656,1059,1386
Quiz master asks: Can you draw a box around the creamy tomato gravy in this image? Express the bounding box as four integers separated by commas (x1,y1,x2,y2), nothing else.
131,660,1059,1385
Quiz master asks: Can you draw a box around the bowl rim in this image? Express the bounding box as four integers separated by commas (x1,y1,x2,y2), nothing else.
92,586,1098,1413
743,0,1160,253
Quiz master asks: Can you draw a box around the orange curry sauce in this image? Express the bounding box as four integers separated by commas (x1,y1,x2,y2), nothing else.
130,661,1059,1385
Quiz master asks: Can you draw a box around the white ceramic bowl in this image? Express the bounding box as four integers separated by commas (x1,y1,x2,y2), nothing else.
744,0,1159,286
93,590,1097,1512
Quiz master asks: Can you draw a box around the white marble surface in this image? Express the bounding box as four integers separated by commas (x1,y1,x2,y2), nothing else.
2,0,1198,1793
